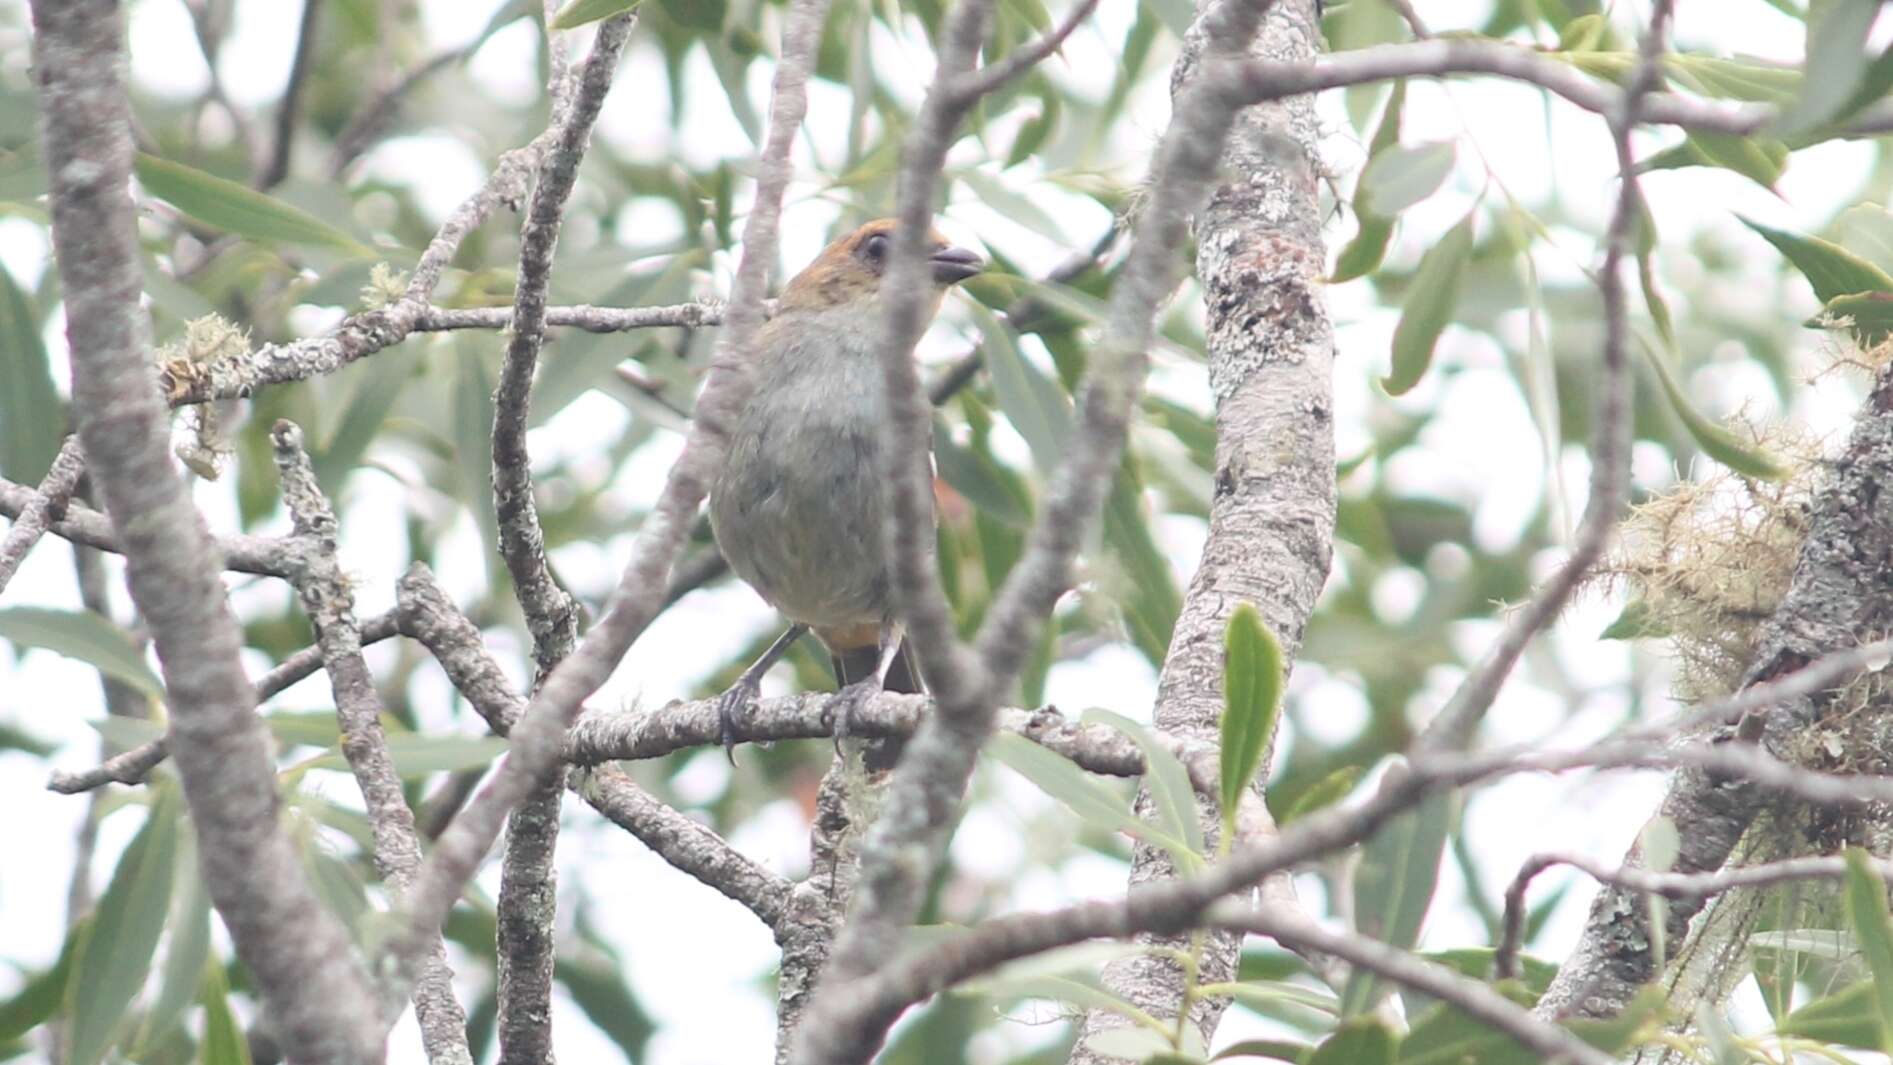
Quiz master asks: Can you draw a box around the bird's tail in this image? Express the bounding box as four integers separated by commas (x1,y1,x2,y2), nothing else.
831,640,922,771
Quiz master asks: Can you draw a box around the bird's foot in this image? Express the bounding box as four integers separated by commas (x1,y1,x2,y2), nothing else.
824,679,881,756
715,676,764,764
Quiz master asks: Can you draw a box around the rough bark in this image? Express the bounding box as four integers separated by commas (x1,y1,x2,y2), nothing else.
26,2,382,1060
1071,0,1336,1058
1541,362,1893,1020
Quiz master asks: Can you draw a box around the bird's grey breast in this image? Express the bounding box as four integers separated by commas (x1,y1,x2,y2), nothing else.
709,309,893,627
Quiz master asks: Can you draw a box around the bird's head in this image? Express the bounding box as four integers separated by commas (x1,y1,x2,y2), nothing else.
778,218,984,315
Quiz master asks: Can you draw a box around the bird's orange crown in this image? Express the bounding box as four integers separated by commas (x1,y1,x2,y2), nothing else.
777,218,983,314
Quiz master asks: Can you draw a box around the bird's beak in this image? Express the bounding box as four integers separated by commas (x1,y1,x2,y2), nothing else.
928,244,984,285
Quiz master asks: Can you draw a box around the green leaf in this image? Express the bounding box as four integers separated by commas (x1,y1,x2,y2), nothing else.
0,607,162,699
1641,341,1790,481
1333,215,1395,285
0,263,60,484
1211,1039,1309,1062
131,829,210,1055
66,784,181,1065
1813,290,1893,346
1740,215,1893,304
1399,983,1661,1065
312,350,412,493
1781,980,1881,1048
1220,603,1284,842
968,301,1072,474
1205,980,1341,1017
1418,949,1559,996
1845,847,1893,1053
1083,709,1205,869
0,918,83,1042
661,0,727,31
1279,765,1361,824
1359,141,1455,218
1648,132,1789,190
1344,782,1450,1015
133,154,368,254
1600,597,1671,640
552,0,642,29
987,733,1192,856
1772,0,1882,138
197,962,252,1065
1382,214,1473,395
304,733,508,777
1102,460,1181,666
1310,1016,1399,1065
1005,95,1060,169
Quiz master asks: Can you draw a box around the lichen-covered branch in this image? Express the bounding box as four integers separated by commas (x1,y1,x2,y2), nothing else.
1074,0,1332,1053
271,421,473,1064
26,1,382,1059
1541,361,1893,1020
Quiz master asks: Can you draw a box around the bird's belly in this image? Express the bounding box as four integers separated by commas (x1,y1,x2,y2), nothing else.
710,422,890,628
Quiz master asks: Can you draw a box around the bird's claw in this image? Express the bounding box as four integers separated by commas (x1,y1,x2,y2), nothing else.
715,677,763,765
825,679,879,756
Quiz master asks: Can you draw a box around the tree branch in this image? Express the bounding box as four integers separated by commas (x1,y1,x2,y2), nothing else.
26,1,381,1059
1498,852,1893,983
0,435,85,596
271,421,473,1064
256,0,322,189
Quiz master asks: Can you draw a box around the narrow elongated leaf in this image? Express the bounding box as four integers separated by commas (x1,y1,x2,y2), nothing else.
313,351,412,492
1773,0,1881,138
1845,847,1893,1053
131,830,210,1054
1309,1016,1398,1065
987,733,1193,858
552,0,641,29
1102,460,1181,665
1344,782,1450,1015
133,154,367,254
305,733,508,777
1780,980,1881,1048
1641,342,1790,481
1333,82,1406,284
969,301,1072,473
197,962,252,1065
1382,215,1472,395
66,785,181,1065
1359,142,1455,218
1220,603,1284,841
1211,1038,1310,1062
0,919,84,1041
0,607,162,698
1279,765,1361,824
1084,709,1204,868
1741,215,1893,303
0,263,60,483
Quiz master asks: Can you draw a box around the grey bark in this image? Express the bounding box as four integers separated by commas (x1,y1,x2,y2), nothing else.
1071,0,1336,1058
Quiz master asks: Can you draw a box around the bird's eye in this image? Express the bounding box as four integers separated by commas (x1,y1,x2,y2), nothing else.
862,233,888,262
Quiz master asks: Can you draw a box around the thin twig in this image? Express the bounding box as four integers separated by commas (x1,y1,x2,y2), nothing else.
45,611,404,794
330,46,473,176
378,0,827,950
0,476,298,577
394,561,793,925
1418,0,1674,750
798,0,1259,1056
1213,903,1614,1065
1496,852,1893,982
948,0,1103,100
0,435,85,595
257,0,323,189
271,421,473,1064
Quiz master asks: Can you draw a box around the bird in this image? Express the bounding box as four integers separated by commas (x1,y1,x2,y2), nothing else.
708,218,984,765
